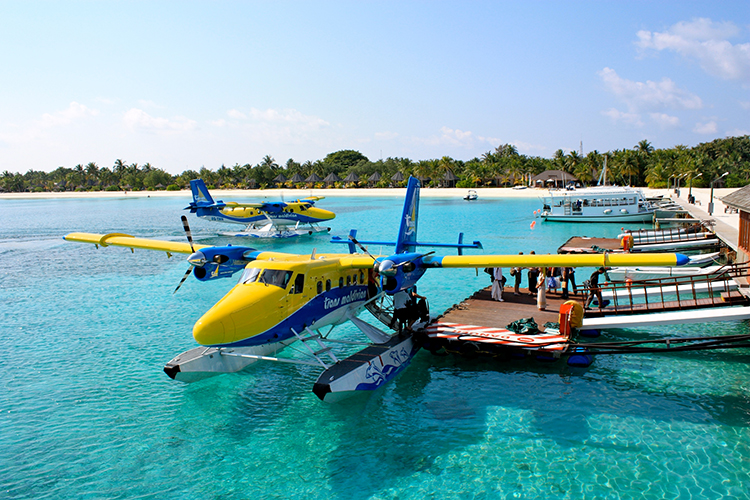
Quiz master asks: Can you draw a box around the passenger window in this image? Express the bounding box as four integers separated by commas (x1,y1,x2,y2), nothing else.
293,274,305,294
326,279,331,292
317,281,323,294
360,272,365,283
339,277,344,288
347,276,351,286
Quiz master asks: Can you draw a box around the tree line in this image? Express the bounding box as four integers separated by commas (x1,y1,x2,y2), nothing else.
2,135,749,193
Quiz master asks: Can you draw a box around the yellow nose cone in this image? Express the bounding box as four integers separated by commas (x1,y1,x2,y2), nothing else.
193,308,236,346
309,207,336,221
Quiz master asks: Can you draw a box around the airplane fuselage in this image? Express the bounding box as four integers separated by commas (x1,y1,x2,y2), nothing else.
192,254,373,347
195,205,334,226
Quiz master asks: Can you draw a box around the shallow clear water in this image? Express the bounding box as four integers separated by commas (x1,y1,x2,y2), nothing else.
1,193,749,499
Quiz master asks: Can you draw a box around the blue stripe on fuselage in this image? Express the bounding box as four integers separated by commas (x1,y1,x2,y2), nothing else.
219,285,370,347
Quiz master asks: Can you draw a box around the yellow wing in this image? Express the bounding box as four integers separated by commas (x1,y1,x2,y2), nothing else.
425,253,682,268
64,232,210,254
223,202,264,208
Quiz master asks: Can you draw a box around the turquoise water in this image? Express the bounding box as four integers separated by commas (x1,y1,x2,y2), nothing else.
1,194,749,499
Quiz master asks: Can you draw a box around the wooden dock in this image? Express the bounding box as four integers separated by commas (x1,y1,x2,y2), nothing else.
438,286,580,332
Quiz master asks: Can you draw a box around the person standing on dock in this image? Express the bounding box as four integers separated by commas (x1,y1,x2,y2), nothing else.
585,267,606,309
527,251,539,296
561,267,576,299
512,252,523,296
491,267,504,302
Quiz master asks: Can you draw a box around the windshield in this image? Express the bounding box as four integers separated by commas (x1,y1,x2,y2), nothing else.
239,267,262,284
259,269,293,289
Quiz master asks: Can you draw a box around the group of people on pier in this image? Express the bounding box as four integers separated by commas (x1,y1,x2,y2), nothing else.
486,255,607,309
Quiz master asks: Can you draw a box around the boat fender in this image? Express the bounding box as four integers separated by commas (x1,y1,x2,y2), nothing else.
620,234,633,251
559,301,584,338
567,347,593,367
603,209,612,214
579,329,601,338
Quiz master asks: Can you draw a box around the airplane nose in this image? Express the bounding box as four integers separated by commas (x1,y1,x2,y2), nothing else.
193,309,236,346
311,208,336,221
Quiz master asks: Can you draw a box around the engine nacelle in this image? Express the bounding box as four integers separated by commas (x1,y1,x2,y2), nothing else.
377,252,428,294
187,245,255,282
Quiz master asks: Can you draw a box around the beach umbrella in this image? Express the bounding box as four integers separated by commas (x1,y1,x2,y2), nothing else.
273,173,287,183
290,173,304,183
323,173,342,185
368,172,381,182
305,172,323,183
391,171,405,182
343,172,359,182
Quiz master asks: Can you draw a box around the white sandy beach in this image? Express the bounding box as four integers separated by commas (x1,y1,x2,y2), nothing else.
1,186,740,230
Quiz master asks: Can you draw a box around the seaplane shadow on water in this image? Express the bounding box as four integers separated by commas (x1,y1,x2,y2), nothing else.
186,178,335,238
63,177,686,402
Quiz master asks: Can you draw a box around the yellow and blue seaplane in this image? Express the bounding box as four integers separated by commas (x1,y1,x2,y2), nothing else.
186,178,335,238
64,177,688,402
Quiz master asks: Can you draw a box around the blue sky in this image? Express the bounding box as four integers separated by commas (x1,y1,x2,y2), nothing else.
1,1,749,174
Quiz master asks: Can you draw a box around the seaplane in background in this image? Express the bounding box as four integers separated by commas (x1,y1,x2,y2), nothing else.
64,177,688,402
186,178,335,238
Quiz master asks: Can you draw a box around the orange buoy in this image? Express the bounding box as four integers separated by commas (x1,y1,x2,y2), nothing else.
530,221,536,229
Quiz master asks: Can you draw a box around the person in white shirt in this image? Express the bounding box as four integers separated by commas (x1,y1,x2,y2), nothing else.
491,267,504,302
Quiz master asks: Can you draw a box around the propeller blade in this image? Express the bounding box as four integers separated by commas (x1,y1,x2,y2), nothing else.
174,267,193,294
394,251,435,268
181,215,195,253
348,235,376,260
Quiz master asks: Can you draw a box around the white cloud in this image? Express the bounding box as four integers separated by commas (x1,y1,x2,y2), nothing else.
122,108,197,133
227,109,247,119
599,67,702,112
374,131,399,141
40,101,99,128
727,128,750,136
649,112,680,128
693,120,718,134
246,108,330,129
602,107,644,127
0,102,99,145
636,18,750,82
740,101,750,110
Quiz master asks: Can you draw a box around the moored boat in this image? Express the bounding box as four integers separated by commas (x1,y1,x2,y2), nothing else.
539,185,658,222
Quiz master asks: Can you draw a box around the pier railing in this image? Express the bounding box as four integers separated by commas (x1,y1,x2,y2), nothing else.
584,262,750,316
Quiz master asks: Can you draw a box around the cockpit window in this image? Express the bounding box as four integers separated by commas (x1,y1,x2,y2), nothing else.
239,267,262,284
259,269,293,289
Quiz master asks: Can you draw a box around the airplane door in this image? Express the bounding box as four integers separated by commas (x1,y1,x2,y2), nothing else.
285,273,308,320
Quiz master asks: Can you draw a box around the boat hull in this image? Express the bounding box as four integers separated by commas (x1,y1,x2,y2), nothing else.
542,212,655,223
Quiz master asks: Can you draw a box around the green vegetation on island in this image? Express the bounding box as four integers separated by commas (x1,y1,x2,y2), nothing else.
2,136,749,193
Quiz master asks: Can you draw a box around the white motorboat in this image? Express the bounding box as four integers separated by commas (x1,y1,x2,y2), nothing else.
606,264,724,282
464,190,478,201
539,185,658,222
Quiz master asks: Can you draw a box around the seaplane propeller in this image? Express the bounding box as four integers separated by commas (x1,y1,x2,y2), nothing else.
378,251,435,276
174,215,200,293
174,215,252,293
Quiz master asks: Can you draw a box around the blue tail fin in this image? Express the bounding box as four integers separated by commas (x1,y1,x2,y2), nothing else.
395,177,420,254
190,179,215,206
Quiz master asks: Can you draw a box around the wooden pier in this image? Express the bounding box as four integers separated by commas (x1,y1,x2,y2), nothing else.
438,286,580,332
